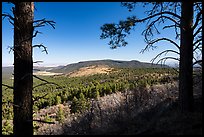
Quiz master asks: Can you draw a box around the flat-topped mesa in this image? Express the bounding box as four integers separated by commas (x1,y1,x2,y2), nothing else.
50,59,169,74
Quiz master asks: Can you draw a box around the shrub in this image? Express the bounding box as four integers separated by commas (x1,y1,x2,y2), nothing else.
70,96,79,113
44,114,53,123
2,120,13,135
55,96,62,105
56,106,65,123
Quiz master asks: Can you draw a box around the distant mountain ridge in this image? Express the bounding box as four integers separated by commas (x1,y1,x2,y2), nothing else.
50,59,169,73
2,59,169,77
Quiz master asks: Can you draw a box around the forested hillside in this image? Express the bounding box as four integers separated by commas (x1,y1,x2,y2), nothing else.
50,59,169,73
3,67,181,135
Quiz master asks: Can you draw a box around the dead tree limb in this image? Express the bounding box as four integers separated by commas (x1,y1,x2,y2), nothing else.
27,119,55,124
33,75,61,88
140,38,180,54
33,93,49,103
33,44,48,54
150,49,179,64
2,83,14,90
33,18,56,29
156,56,179,65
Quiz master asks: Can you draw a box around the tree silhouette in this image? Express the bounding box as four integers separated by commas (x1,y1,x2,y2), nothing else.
100,2,202,112
2,2,55,135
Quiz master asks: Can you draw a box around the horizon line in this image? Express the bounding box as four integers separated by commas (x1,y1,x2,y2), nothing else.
2,58,179,68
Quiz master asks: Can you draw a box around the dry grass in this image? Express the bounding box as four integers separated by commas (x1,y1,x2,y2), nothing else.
33,71,63,76
66,65,114,77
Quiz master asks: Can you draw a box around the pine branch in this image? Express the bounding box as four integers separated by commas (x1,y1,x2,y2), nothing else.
33,44,48,54
18,31,42,45
33,75,61,88
2,83,14,90
136,11,181,22
33,82,60,89
193,38,202,46
33,61,43,64
193,26,202,37
2,13,14,21
193,42,202,52
27,119,55,124
163,24,178,30
140,37,180,54
150,49,179,64
33,68,41,71
33,93,49,102
34,18,56,29
156,57,179,65
193,60,202,66
141,15,180,42
32,30,42,38
193,11,202,30
2,100,21,108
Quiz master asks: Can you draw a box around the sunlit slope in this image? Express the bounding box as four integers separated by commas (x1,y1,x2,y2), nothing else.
50,59,169,74
66,65,114,77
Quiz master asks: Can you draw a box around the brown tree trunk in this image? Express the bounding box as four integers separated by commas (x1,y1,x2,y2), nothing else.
13,2,34,135
179,2,194,112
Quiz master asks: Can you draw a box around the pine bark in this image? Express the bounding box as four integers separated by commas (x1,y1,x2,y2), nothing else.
13,2,34,135
179,2,194,112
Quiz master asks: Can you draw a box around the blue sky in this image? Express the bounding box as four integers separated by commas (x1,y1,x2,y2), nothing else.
2,2,179,67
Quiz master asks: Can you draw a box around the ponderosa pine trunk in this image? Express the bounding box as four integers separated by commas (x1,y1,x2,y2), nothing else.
179,1,194,112
13,2,34,135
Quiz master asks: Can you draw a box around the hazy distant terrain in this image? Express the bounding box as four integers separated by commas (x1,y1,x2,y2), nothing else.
2,67,14,80
2,59,169,79
49,59,169,74
2,66,62,79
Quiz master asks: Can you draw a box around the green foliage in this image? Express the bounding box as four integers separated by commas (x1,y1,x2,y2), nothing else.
33,121,40,135
56,106,65,123
2,120,13,135
55,96,62,105
70,96,79,113
78,92,89,113
44,114,54,123
2,67,178,134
